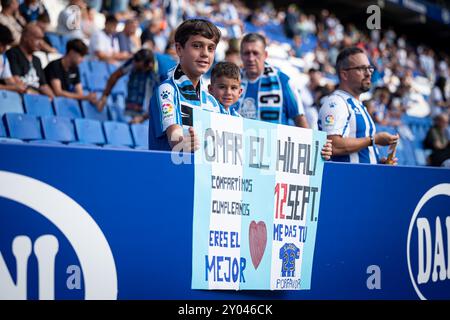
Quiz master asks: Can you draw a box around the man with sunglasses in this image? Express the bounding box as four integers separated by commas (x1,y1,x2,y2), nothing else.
318,47,399,164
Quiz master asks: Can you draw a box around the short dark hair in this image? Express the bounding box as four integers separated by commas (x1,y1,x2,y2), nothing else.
66,38,88,56
133,48,154,66
1,0,13,9
105,14,119,25
0,24,14,46
225,47,239,56
174,19,221,47
37,11,51,23
240,33,266,51
335,47,365,78
211,61,241,84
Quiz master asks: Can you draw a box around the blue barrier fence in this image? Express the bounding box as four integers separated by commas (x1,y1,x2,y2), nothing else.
0,144,449,300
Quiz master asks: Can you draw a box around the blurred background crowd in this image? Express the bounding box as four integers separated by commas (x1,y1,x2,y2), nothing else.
0,0,449,166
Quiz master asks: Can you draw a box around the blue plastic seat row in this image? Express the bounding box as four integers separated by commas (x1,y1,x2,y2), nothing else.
0,90,128,123
1,113,148,148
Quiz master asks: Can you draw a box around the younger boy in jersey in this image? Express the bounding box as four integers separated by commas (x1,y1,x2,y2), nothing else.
208,61,242,116
148,19,222,151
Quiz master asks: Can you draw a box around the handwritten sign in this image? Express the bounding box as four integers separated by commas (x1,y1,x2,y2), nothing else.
192,110,326,290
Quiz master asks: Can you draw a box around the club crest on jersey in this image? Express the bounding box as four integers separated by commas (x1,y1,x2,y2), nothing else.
160,90,170,100
240,98,257,119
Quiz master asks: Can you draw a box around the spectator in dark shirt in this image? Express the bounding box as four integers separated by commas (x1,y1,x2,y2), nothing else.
424,113,450,166
45,38,97,104
6,23,54,98
97,48,159,124
0,23,27,93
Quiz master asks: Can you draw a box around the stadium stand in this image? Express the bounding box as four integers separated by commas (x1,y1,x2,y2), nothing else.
0,0,447,164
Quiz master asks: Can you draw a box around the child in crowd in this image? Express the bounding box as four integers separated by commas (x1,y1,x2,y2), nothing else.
208,61,242,116
148,19,223,151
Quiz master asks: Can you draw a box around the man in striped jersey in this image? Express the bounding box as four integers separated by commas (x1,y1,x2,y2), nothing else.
318,47,399,164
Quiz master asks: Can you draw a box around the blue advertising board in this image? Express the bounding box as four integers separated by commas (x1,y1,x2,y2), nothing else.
0,143,449,300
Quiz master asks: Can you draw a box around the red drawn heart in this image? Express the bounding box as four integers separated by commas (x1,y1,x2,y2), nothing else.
249,221,267,270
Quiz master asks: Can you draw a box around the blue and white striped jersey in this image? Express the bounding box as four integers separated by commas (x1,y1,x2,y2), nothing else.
318,89,379,164
148,65,236,151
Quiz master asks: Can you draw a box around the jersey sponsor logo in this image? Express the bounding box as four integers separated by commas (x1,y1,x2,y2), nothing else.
324,115,335,126
407,184,450,300
162,103,173,116
240,98,257,119
0,171,117,300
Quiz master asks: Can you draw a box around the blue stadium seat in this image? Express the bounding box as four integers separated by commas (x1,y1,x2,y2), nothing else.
53,97,82,119
103,121,134,147
23,94,54,117
376,125,397,135
89,61,110,76
131,122,148,148
4,113,42,140
397,138,417,166
45,32,64,53
60,35,69,54
78,60,91,90
0,90,23,116
155,53,177,81
115,94,126,110
111,74,128,96
414,148,428,166
81,99,109,122
41,116,76,143
0,119,21,144
107,62,119,74
86,72,109,92
74,118,105,145
108,94,130,122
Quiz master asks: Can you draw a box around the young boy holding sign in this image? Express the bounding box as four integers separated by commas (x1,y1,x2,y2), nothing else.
148,19,223,151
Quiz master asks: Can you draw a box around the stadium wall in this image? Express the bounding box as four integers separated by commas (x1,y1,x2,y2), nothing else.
0,144,449,300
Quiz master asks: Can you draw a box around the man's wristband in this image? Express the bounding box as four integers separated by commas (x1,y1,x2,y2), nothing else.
369,135,375,146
